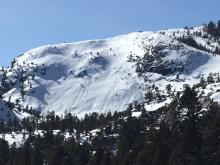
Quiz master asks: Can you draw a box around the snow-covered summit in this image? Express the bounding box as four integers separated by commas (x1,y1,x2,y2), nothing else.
1,26,220,121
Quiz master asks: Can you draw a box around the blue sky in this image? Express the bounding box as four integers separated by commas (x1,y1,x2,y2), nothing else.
1,0,220,66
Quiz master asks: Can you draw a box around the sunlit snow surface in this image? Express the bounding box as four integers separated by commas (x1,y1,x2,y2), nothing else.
2,27,220,119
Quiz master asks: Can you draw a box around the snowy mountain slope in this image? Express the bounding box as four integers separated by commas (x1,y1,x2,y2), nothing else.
1,26,220,121
3,32,153,117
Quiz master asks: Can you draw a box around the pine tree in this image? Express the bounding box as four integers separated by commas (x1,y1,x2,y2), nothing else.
179,86,201,117
166,84,172,94
200,76,206,89
145,90,153,104
1,70,10,93
0,139,10,165
207,73,214,84
178,86,202,164
207,21,215,37
217,20,220,39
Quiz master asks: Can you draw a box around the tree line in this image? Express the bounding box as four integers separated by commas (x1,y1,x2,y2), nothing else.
0,86,220,164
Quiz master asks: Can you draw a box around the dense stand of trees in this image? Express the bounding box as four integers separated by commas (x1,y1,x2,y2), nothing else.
0,86,220,165
176,20,220,55
178,35,210,53
206,20,220,39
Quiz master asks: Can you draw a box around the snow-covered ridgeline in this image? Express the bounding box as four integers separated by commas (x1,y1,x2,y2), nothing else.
1,26,220,121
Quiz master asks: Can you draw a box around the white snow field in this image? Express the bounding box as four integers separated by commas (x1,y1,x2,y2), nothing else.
1,26,220,120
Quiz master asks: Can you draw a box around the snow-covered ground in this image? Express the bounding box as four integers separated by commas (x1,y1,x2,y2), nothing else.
1,26,220,121
0,129,103,146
